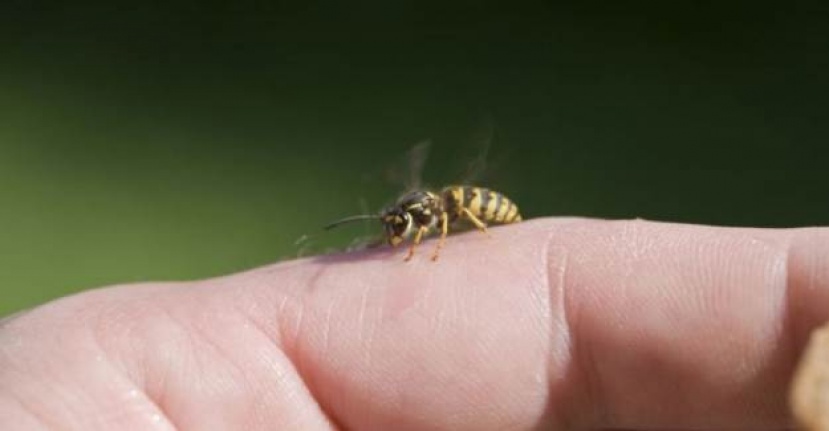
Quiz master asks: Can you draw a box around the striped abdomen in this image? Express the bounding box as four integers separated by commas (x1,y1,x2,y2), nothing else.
441,186,522,224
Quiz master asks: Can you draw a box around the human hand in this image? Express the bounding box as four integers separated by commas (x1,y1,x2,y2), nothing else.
2,218,827,430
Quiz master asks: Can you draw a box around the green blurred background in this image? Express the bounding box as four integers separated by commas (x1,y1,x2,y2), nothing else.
2,2,828,316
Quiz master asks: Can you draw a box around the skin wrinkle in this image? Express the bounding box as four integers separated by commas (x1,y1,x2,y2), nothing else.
4,294,180,431
88,284,204,388
707,229,775,422
731,234,791,422
192,311,290,426
233,295,285,355
287,256,410,430
98,380,178,431
356,285,370,343
137,329,175,425
2,389,55,430
544,245,578,430
770,237,793,378
535,229,567,430
226,306,288,425
244,331,321,429
139,296,212,429
280,272,349,431
557,239,606,430
86,304,179,431
234,291,340,430
322,301,336,355
274,291,300,356
134,306,196,431
150,282,337,429
765,233,801,424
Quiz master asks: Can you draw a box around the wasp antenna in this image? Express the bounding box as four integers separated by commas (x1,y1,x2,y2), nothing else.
323,214,378,231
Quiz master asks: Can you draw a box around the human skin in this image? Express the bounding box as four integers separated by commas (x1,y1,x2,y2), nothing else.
0,218,827,430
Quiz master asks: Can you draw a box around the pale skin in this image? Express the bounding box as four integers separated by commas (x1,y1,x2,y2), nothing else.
1,218,828,430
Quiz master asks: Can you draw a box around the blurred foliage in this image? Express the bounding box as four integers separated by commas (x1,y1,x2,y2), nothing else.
1,2,828,315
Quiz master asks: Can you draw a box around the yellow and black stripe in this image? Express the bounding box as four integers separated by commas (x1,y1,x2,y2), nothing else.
441,186,522,225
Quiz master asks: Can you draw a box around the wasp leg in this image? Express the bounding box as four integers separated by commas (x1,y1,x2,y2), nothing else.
431,212,449,261
460,208,490,236
405,225,429,261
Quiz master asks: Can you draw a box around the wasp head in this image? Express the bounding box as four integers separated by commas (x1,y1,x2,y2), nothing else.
380,206,413,247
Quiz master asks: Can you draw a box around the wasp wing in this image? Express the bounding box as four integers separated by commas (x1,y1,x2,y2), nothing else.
447,115,506,186
383,139,431,193
459,117,493,185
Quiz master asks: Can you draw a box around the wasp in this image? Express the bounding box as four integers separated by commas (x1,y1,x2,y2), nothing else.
325,185,522,261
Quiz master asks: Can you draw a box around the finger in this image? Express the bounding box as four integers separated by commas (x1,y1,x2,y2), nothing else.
3,219,827,431
237,218,827,430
